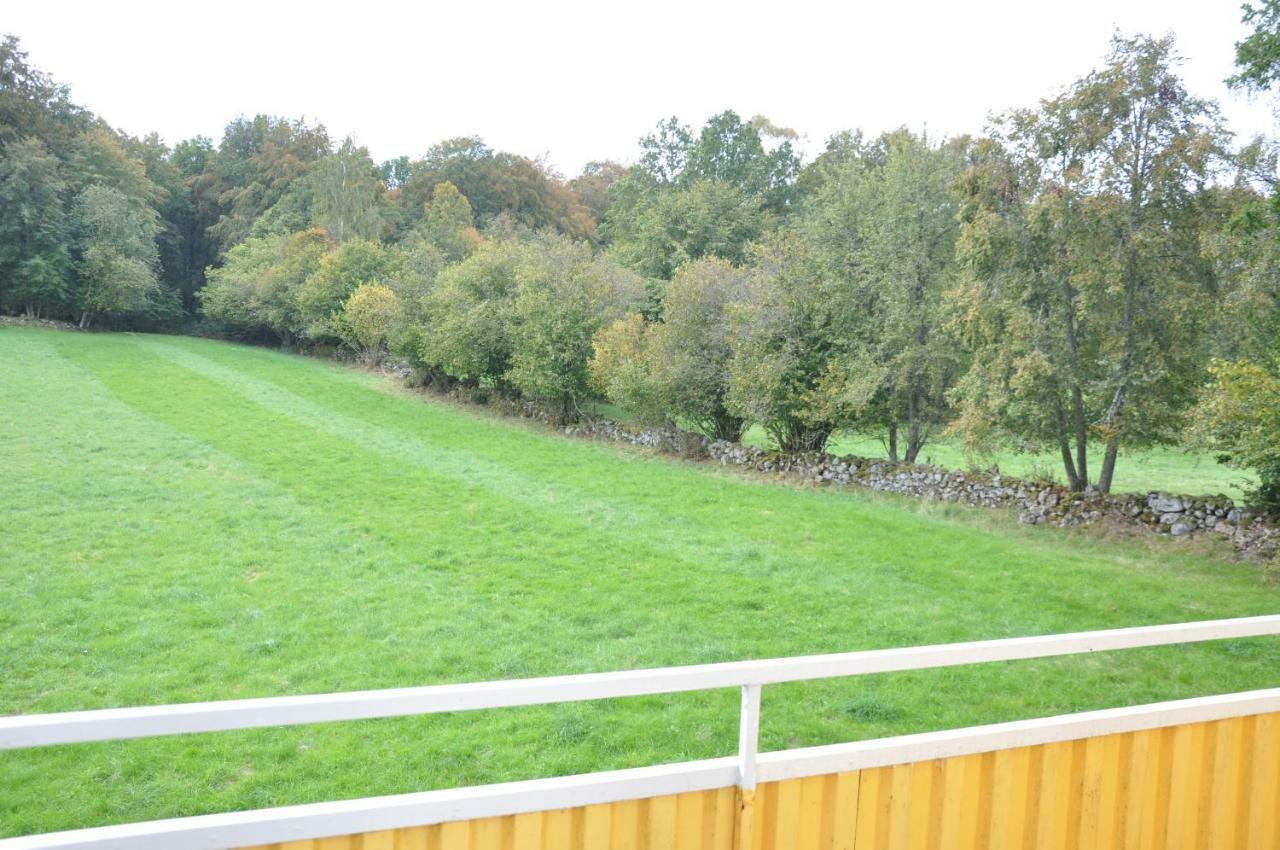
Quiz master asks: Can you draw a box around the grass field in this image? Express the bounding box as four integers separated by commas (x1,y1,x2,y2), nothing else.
3,325,1279,838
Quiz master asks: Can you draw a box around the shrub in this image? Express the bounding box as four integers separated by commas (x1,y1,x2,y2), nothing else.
342,282,403,364
1191,358,1280,509
645,257,748,441
725,236,845,452
417,239,522,386
296,239,401,342
589,313,657,418
507,236,645,419
200,229,330,342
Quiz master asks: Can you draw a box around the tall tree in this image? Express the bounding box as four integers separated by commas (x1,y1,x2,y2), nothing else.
806,129,968,462
395,138,593,239
72,184,159,328
952,35,1225,492
603,111,799,283
0,137,70,316
725,234,847,452
309,138,385,244
592,257,751,440
199,229,330,342
604,177,768,282
412,181,481,262
67,126,163,209
196,115,331,257
1230,0,1280,95
0,35,91,157
568,160,627,227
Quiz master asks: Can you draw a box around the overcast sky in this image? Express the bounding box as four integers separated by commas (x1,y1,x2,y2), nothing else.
6,0,1275,175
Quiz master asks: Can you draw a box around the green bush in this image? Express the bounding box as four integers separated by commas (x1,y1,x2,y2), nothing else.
1191,358,1280,508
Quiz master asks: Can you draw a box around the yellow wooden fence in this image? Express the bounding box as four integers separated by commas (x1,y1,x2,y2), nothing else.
240,710,1280,850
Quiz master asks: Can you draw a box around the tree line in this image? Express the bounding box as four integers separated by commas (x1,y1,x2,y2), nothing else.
3,19,1280,505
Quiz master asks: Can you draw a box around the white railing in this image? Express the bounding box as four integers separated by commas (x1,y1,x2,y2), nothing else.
2,615,1279,850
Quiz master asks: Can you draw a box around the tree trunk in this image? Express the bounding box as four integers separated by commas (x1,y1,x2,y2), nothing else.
1053,396,1082,490
886,421,899,464
1098,435,1120,494
783,423,831,453
712,412,745,443
904,389,926,464
1071,384,1089,488
78,312,91,330
904,430,925,464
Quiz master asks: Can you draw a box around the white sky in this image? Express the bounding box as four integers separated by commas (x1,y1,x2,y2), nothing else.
6,0,1276,176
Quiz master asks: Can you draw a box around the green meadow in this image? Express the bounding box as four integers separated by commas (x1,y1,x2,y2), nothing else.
2,326,1277,837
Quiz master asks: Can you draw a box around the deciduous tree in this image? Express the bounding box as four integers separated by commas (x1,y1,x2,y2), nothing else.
0,137,70,316
72,184,159,328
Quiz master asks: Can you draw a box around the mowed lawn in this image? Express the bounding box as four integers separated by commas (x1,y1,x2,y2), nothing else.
2,326,1279,837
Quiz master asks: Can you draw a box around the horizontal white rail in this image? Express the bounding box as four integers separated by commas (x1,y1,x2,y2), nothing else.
3,614,1278,749
5,688,1278,850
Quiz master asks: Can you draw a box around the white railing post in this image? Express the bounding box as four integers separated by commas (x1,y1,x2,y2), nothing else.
737,684,761,791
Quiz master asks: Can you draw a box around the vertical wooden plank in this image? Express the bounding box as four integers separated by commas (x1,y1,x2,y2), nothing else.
712,786,737,850
649,794,679,850
1097,733,1126,850
1206,718,1247,850
1064,740,1088,850
796,775,826,850
1077,736,1104,850
673,791,703,850
770,778,802,850
470,817,504,850
902,760,936,850
831,771,860,850
1129,726,1174,850
395,826,433,850
317,837,353,850
439,820,471,850
989,746,1033,850
581,804,611,850
1123,730,1155,850
752,782,775,850
854,766,892,850
607,800,639,850
1246,712,1280,850
544,809,575,850
815,773,839,850
512,812,543,850
1036,741,1075,850
1108,730,1135,850
1152,726,1176,850
884,763,914,850
361,831,398,850
1165,721,1209,848
938,753,982,850
975,751,998,850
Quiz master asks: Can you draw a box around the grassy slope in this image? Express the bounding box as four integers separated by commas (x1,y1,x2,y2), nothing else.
2,325,1278,837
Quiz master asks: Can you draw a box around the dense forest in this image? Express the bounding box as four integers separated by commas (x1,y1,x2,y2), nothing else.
4,13,1280,505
